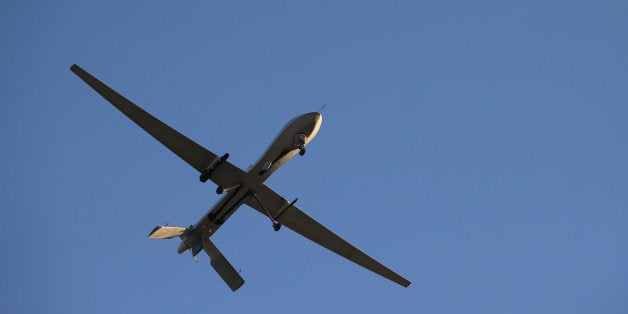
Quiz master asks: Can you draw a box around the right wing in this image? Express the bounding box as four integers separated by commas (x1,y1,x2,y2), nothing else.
245,184,411,287
70,64,245,186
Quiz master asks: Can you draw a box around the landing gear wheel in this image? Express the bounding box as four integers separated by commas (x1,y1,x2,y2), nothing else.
299,148,306,156
273,223,282,231
216,186,224,194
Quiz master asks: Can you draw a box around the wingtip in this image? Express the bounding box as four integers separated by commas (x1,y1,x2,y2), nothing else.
70,63,80,73
147,225,161,238
230,280,245,292
397,277,412,288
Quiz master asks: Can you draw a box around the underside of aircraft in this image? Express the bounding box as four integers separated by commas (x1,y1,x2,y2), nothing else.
70,64,410,291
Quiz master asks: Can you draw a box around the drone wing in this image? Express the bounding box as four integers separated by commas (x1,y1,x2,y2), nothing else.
245,184,411,287
70,64,245,186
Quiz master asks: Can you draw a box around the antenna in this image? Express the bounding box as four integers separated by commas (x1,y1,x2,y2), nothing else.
318,103,327,113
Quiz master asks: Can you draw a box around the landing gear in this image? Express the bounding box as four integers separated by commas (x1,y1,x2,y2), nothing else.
250,191,283,232
273,222,281,231
295,133,307,156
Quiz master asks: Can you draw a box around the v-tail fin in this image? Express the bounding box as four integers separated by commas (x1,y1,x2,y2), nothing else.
204,239,245,292
148,226,186,239
147,226,244,291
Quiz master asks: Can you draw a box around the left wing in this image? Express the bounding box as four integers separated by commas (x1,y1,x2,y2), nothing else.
245,185,411,287
70,64,245,186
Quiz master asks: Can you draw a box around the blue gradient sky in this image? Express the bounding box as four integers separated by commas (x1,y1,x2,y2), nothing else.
1,1,626,313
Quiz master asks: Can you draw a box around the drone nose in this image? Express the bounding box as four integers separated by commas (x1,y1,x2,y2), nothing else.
311,111,321,123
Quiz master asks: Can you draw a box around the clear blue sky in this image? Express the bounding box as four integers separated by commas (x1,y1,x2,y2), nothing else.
1,1,626,313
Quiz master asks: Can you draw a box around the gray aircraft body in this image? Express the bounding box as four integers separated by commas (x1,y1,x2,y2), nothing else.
70,64,411,291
